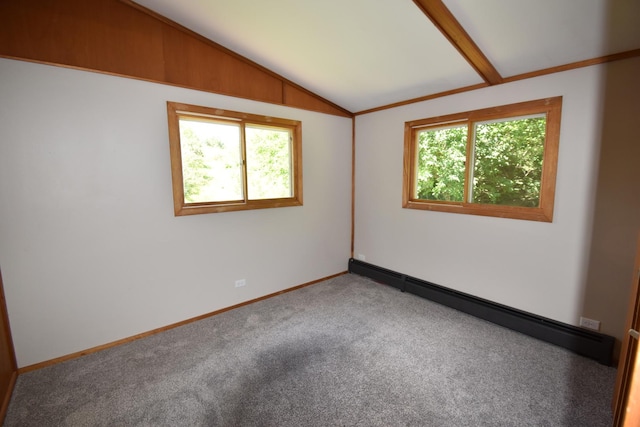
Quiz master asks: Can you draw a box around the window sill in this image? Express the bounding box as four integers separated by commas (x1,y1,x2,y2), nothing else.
176,197,303,216
402,200,553,222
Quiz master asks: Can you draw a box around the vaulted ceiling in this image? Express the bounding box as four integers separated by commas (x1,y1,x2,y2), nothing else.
132,0,640,113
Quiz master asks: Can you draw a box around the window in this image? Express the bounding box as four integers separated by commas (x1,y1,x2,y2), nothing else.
402,97,562,222
167,102,302,215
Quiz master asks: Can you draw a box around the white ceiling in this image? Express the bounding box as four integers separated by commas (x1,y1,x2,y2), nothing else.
133,0,640,113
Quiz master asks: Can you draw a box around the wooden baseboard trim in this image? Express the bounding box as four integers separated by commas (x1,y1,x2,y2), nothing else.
18,271,347,374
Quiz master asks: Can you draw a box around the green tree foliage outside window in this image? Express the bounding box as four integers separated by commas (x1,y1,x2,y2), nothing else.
403,97,561,222
179,120,294,204
246,126,292,200
179,119,243,203
416,116,545,208
416,125,466,201
472,117,545,207
180,125,213,203
167,101,302,216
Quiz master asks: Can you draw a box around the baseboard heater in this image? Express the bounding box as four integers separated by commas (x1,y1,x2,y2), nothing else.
348,258,615,366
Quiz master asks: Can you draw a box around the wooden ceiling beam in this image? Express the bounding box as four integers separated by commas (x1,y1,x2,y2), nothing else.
412,0,503,85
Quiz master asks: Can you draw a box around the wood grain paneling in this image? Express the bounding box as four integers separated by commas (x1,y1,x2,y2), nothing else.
0,0,352,117
0,0,165,81
283,84,351,117
162,26,283,104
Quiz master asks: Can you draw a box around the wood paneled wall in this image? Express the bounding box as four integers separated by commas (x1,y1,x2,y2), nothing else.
0,0,352,118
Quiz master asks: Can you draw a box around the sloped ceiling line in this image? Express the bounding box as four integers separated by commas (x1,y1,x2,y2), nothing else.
121,0,353,117
412,0,503,85
124,0,640,113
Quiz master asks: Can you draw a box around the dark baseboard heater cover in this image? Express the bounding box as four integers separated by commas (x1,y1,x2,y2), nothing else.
348,258,615,366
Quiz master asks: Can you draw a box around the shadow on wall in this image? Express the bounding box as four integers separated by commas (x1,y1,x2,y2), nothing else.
565,6,640,425
578,0,640,364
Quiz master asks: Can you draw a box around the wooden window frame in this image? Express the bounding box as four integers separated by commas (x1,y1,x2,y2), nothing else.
167,101,303,216
402,97,562,222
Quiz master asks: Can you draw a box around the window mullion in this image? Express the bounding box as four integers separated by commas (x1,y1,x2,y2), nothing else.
288,130,295,193
240,123,249,204
464,121,475,204
412,128,420,199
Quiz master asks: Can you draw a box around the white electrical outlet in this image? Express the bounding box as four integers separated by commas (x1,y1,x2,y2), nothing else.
357,253,366,261
579,316,600,331
235,279,246,288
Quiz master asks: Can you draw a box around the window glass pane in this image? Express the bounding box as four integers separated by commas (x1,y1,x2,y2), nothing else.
415,124,467,202
472,115,545,207
178,118,243,203
245,125,292,200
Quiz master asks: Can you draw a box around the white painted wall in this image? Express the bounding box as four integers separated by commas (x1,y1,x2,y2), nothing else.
582,57,640,349
0,58,352,367
2,55,636,368
354,59,638,340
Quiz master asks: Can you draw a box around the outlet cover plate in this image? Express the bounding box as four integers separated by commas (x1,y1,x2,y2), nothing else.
579,316,600,331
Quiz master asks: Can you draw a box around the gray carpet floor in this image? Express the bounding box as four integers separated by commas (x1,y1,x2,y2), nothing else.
5,274,616,426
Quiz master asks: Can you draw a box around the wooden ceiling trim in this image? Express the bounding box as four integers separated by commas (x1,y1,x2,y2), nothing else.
161,25,284,104
502,49,640,84
412,0,502,85
355,83,488,116
282,84,352,117
356,48,640,116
